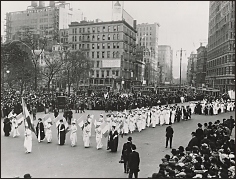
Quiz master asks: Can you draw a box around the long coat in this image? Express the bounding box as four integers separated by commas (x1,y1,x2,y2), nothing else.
36,121,45,142
108,130,119,152
57,124,66,145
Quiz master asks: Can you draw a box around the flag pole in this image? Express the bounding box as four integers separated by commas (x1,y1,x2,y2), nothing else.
22,98,26,132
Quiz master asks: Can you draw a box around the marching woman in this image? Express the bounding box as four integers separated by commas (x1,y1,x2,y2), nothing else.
123,115,129,135
12,115,20,138
95,122,103,150
24,125,32,154
108,125,119,152
151,109,157,128
57,119,66,145
129,114,135,133
141,111,146,130
146,108,151,127
159,107,165,126
171,107,176,124
3,117,11,136
136,112,142,132
164,106,170,125
45,121,52,143
70,120,77,147
82,118,91,148
36,118,45,142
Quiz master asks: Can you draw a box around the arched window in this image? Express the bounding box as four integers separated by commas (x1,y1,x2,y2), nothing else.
113,52,115,58
116,51,120,58
113,34,116,40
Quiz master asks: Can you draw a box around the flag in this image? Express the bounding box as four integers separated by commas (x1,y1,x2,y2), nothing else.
102,124,110,138
16,113,24,126
43,114,52,125
22,98,36,135
78,120,84,128
54,115,63,127
8,111,15,120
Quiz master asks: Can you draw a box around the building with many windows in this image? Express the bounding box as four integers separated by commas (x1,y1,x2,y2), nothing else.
5,1,81,43
196,43,207,87
157,45,173,84
206,1,235,92
136,23,160,86
68,19,137,90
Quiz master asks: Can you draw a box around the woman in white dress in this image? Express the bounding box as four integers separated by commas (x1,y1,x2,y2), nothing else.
171,107,176,124
24,126,32,153
129,114,135,133
123,115,129,135
95,122,103,150
12,116,20,138
83,120,91,148
137,112,142,132
70,120,77,147
159,108,165,126
141,111,146,130
151,109,157,128
165,107,170,125
45,121,52,143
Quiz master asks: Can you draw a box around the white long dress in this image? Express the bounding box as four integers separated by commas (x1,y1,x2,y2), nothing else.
141,113,146,130
151,112,156,127
83,124,91,147
137,116,142,132
213,103,218,115
220,103,224,113
171,110,176,124
70,124,77,147
129,116,135,133
165,109,170,124
95,127,103,149
160,110,165,125
123,118,129,134
24,128,32,153
12,118,20,138
45,123,52,143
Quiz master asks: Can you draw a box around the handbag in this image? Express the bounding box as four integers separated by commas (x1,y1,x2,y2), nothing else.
119,155,124,163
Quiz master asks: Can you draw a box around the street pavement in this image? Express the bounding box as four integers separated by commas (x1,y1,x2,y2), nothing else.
1,102,235,178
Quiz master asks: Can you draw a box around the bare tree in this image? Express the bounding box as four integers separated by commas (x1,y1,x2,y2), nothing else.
19,27,49,90
40,51,65,93
62,50,93,95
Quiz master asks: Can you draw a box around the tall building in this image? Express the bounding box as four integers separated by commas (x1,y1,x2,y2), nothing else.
206,1,235,92
157,45,173,84
5,1,82,43
187,52,197,86
136,22,160,86
68,19,137,90
196,43,207,87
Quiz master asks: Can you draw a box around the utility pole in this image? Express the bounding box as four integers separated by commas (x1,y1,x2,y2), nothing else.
176,48,186,91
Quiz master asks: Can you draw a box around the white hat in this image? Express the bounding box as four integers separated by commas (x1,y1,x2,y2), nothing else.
100,114,103,117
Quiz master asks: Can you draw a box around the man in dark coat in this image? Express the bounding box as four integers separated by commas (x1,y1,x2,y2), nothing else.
122,137,133,173
80,100,85,113
165,125,174,148
107,125,119,152
36,118,45,142
128,144,140,178
3,117,11,136
195,123,204,146
187,132,199,148
32,106,37,121
57,119,66,145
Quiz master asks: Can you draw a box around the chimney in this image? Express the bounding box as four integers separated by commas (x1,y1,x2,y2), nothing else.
133,20,137,30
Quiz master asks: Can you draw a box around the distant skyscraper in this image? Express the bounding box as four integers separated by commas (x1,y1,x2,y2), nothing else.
136,22,160,86
5,1,82,43
206,1,235,92
158,45,173,84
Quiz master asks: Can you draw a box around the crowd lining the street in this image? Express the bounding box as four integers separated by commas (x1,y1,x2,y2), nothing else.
150,115,235,178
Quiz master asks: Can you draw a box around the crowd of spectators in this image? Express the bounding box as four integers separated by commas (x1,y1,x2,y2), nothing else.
1,88,229,118
150,116,235,178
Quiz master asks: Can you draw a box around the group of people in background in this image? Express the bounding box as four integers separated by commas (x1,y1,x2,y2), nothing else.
150,116,235,178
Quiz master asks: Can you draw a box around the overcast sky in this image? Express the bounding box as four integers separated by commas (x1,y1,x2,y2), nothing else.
1,1,209,78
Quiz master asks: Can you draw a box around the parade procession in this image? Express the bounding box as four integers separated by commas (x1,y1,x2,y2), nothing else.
1,1,236,178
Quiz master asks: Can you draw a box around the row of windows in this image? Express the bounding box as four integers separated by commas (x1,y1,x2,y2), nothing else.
208,42,235,59
92,51,121,59
91,70,119,78
72,25,120,34
207,53,235,68
137,26,153,31
71,33,121,41
207,66,235,76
